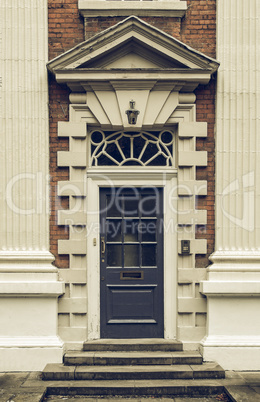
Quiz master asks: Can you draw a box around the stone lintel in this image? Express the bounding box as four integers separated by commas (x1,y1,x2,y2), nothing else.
79,1,188,18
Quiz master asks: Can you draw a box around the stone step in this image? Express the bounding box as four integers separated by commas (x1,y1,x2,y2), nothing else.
44,379,225,398
63,351,203,366
42,362,225,381
83,339,183,352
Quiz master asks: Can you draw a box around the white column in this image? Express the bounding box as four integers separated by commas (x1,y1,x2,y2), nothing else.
0,0,64,371
201,0,260,370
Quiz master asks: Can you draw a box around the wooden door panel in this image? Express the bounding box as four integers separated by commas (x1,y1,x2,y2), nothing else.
106,285,157,323
100,187,164,338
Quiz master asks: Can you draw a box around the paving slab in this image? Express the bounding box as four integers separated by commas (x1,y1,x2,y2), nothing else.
45,398,99,401
174,398,228,402
237,371,260,385
252,386,260,394
224,372,244,380
0,392,45,402
225,385,260,402
0,373,30,389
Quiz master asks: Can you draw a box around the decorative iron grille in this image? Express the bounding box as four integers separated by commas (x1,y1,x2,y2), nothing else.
89,130,175,167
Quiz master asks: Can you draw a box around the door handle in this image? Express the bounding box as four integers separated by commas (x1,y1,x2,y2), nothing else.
101,237,106,254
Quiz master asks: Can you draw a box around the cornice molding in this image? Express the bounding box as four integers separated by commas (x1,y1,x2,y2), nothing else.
0,251,57,273
201,280,260,297
86,167,178,181
54,70,212,93
209,250,260,271
0,282,65,297
0,336,64,348
78,1,187,18
201,335,260,347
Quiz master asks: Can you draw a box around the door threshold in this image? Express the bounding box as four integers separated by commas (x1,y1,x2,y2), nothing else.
83,339,183,352
85,339,179,344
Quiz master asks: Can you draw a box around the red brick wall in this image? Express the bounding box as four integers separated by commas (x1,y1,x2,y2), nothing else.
181,0,216,59
84,17,182,40
48,0,84,59
181,0,216,266
48,0,84,267
48,0,216,268
195,79,216,267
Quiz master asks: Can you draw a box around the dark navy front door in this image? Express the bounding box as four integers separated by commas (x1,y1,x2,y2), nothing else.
100,187,164,338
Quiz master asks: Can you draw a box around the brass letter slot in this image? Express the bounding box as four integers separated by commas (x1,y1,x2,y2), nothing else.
120,271,144,280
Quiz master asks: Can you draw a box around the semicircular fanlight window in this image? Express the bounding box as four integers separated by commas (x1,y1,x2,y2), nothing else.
90,130,175,167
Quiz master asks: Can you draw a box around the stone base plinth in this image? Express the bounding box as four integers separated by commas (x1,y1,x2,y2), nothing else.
0,337,64,371
0,256,65,371
201,265,260,370
201,340,260,371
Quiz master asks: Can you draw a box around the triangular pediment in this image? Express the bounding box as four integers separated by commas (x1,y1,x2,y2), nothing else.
77,38,188,70
47,17,219,129
48,16,219,75
102,52,166,69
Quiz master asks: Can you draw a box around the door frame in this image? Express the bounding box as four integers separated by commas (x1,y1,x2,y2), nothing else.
86,167,178,340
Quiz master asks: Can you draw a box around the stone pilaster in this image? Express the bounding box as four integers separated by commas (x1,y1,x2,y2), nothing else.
201,0,260,370
0,0,64,370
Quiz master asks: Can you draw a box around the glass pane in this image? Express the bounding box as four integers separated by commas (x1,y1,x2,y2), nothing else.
118,136,130,159
124,220,139,242
124,198,139,217
107,220,122,242
142,245,156,266
141,142,159,164
107,245,121,267
105,142,123,164
133,135,146,159
161,131,173,144
91,130,103,144
121,160,141,166
106,196,122,217
141,220,156,242
97,154,117,166
124,245,139,267
141,196,157,217
149,154,167,166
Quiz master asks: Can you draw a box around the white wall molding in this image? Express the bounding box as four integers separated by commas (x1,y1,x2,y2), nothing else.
0,282,64,297
0,251,56,272
0,336,63,348
201,281,260,297
86,168,177,181
209,251,260,272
